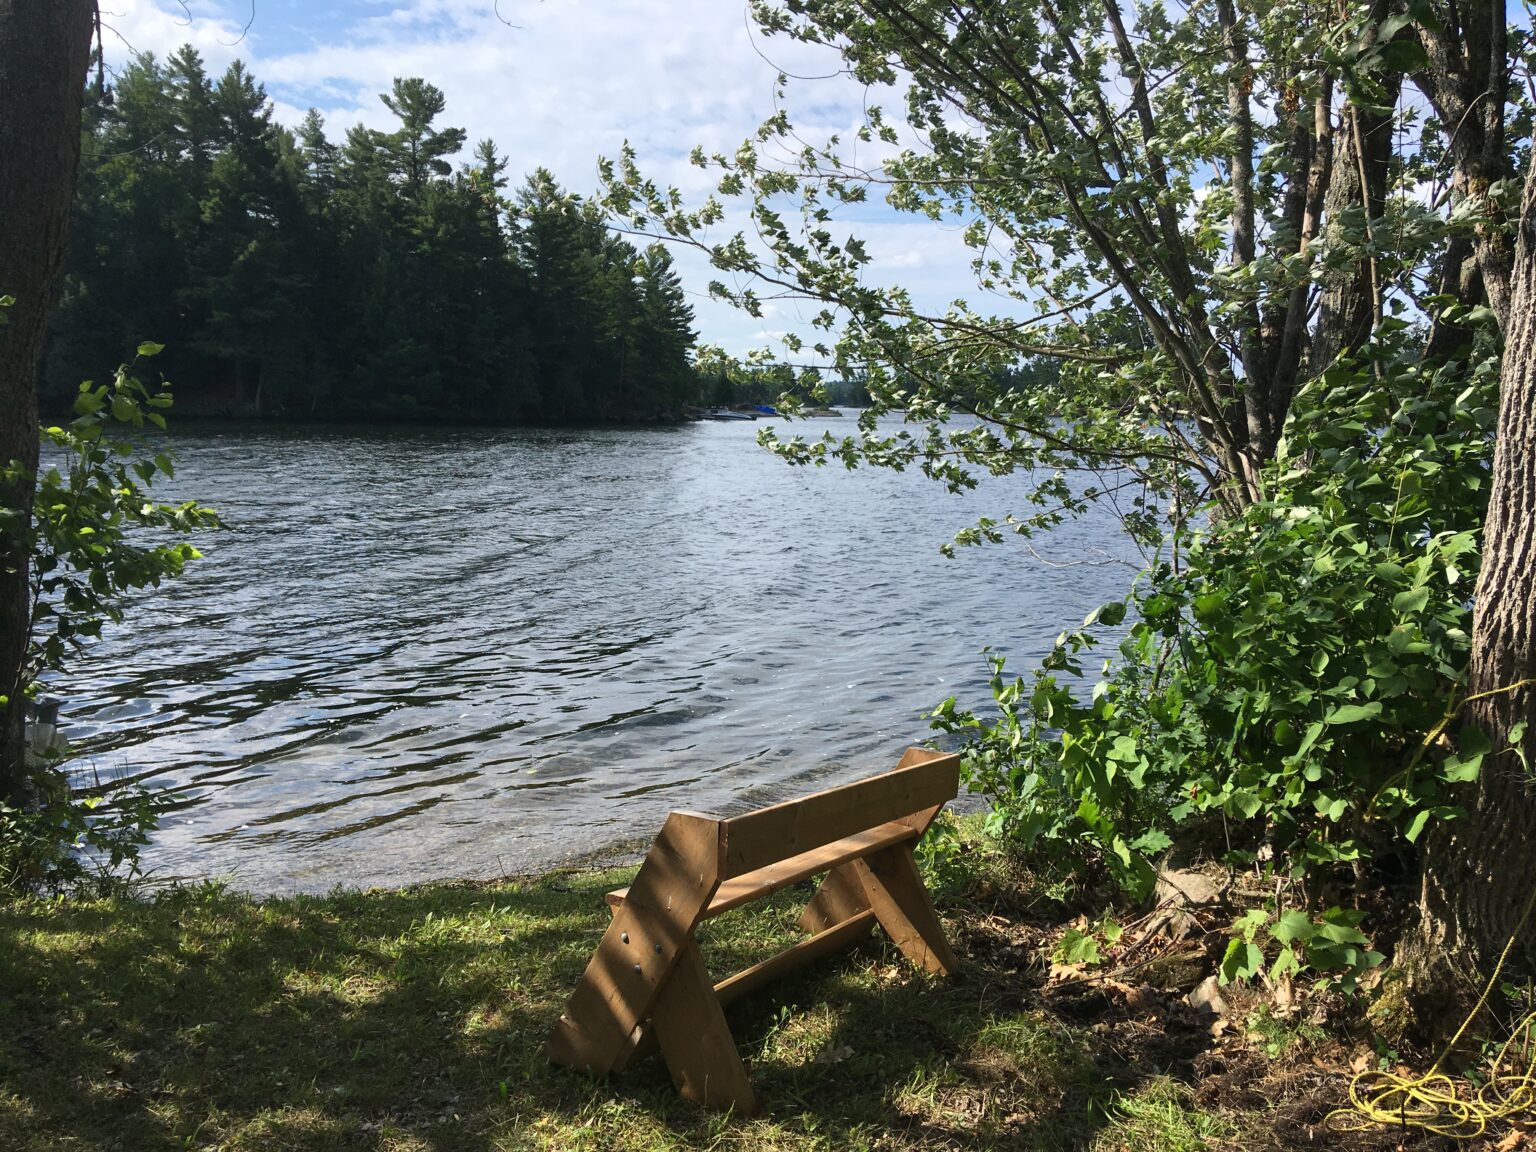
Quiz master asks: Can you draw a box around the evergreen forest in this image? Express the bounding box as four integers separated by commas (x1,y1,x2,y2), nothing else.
43,48,699,424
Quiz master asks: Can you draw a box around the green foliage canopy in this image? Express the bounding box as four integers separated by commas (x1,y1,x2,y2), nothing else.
599,0,1505,530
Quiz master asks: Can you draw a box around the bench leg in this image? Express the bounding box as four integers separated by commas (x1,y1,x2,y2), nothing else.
546,812,722,1077
651,941,757,1114
853,844,958,975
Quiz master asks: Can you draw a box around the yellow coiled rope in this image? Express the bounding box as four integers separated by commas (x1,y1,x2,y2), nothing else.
1332,678,1536,1140
1330,900,1536,1138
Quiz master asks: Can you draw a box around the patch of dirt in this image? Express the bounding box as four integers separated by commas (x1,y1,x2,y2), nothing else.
946,873,1516,1151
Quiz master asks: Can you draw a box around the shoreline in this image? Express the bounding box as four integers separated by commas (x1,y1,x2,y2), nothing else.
128,796,990,899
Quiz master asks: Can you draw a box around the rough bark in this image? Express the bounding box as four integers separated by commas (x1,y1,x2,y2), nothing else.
1215,0,1268,454
1423,233,1486,361
0,0,95,805
1405,152,1536,1012
1413,0,1512,328
1312,74,1395,368
1266,78,1331,431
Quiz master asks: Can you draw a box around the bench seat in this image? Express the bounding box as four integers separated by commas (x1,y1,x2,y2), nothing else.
604,818,919,920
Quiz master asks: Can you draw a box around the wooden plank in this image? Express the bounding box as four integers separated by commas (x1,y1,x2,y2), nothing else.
651,941,757,1113
714,909,877,1007
605,819,917,919
609,1021,647,1074
798,748,954,932
889,747,958,836
893,746,954,772
853,842,957,975
720,750,959,878
546,811,722,1076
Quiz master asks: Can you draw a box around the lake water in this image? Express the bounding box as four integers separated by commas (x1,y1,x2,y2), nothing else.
56,415,1137,892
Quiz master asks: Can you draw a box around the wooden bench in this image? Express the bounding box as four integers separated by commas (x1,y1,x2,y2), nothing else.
545,747,961,1113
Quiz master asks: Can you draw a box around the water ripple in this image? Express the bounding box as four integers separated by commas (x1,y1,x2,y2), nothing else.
53,417,1134,892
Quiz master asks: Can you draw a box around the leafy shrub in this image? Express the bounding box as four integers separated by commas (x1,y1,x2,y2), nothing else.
0,345,217,892
934,346,1497,982
0,782,165,894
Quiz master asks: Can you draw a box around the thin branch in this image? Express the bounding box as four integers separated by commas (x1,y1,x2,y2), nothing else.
216,0,255,47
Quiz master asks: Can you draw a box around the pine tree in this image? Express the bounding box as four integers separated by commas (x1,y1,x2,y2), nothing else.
183,60,308,411
378,78,466,192
165,45,216,196
46,50,695,427
633,244,696,412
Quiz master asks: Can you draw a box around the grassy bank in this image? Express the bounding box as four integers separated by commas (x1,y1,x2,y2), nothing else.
0,836,1452,1151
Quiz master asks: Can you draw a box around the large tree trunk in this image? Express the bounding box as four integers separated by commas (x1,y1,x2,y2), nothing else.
1413,0,1512,328
1312,77,1396,368
0,1,95,805
1405,153,1536,1012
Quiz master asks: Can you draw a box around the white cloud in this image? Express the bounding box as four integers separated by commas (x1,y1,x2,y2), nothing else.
99,0,250,71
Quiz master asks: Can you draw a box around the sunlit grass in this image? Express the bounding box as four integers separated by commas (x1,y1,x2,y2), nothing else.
0,834,1275,1151
1090,1077,1237,1152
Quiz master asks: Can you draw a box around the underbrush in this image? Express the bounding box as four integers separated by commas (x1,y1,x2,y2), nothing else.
934,347,1508,992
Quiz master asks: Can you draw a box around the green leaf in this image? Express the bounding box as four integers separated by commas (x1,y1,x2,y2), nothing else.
1441,754,1482,783
1327,701,1382,725
1270,947,1302,980
1220,939,1264,985
1460,727,1493,757
1086,601,1127,627
1129,829,1173,855
1053,928,1102,966
1295,720,1327,759
1404,808,1432,843
136,341,165,357
1231,790,1265,819
1373,39,1430,73
1192,592,1225,622
1391,587,1430,615
1315,795,1349,822
1315,910,1370,945
1107,734,1139,762
1270,909,1316,945
1234,908,1270,940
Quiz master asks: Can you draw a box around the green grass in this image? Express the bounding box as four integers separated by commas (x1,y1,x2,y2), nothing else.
1090,1078,1238,1152
0,846,1267,1151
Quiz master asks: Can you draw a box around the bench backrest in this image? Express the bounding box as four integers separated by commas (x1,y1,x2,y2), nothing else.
715,747,959,878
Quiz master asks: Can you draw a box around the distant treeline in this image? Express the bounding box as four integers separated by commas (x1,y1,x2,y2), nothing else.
45,48,698,424
697,359,1058,411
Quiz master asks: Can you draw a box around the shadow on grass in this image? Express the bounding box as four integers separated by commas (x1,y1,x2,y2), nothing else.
700,901,1219,1151
0,870,1217,1151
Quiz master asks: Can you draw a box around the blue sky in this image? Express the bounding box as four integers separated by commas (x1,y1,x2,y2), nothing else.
100,0,984,357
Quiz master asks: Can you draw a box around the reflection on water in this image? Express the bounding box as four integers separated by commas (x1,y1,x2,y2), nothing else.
57,417,1135,892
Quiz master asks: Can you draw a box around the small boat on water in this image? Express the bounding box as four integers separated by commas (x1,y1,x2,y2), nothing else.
701,407,758,421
